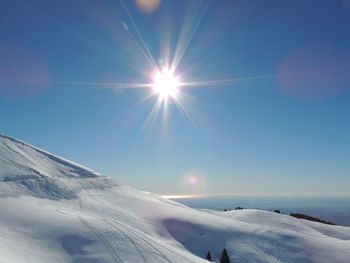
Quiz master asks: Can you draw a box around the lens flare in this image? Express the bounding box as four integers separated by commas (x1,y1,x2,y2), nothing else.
0,42,49,101
278,45,350,101
187,176,198,185
135,0,161,14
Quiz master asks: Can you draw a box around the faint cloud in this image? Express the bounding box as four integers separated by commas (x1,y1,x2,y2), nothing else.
135,0,161,14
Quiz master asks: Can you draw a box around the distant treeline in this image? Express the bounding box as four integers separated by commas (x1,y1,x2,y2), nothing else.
290,213,336,225
223,207,336,226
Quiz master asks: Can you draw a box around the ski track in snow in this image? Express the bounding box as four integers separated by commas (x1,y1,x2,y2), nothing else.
79,183,173,263
79,217,124,263
250,229,281,263
78,185,126,263
104,219,148,263
81,186,181,263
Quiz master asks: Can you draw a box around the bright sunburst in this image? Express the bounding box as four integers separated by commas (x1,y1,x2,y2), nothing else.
152,69,180,102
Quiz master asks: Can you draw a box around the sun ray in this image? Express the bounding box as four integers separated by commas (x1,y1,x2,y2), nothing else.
119,0,159,72
0,78,155,90
179,65,350,89
177,44,222,78
170,0,212,73
48,17,150,75
130,96,163,151
172,94,211,146
2,65,349,92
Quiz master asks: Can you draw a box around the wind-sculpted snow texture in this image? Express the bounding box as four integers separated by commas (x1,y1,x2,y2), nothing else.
0,134,350,263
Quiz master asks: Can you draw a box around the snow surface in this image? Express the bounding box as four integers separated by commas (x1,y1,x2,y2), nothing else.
0,134,349,263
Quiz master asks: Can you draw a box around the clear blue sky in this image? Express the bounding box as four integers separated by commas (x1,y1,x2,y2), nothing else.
1,0,350,195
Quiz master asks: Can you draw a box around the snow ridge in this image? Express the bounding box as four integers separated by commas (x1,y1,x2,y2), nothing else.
0,134,100,182
1,134,350,263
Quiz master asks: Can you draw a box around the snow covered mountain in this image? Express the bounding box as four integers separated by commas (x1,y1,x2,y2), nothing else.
0,134,349,263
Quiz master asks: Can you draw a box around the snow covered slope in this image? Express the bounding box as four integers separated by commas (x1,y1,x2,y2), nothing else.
0,134,350,263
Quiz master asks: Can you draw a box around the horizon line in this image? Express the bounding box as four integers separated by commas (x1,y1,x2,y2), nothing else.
161,193,350,199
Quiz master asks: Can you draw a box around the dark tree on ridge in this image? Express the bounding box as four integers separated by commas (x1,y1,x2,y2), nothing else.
206,251,212,261
220,248,230,263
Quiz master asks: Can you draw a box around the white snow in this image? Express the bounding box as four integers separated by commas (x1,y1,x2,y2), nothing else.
0,134,349,263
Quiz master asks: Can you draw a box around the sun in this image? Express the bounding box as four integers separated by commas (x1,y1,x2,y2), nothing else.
152,69,180,102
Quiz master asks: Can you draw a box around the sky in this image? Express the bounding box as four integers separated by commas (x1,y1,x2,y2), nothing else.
1,0,350,196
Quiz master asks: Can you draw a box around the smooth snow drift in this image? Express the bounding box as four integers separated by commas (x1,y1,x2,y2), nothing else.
0,134,349,263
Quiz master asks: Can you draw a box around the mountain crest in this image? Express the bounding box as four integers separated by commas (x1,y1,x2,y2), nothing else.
0,134,100,182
